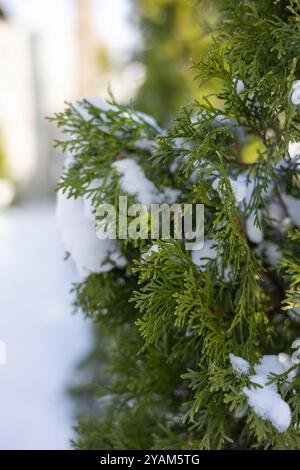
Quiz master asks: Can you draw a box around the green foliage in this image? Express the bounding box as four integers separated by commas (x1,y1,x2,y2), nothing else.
54,0,300,450
279,229,300,311
132,0,220,125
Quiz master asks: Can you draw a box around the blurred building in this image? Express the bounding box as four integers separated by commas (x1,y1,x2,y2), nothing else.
0,4,78,200
0,0,145,203
0,12,36,198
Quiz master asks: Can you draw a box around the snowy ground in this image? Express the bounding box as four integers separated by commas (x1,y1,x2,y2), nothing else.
0,201,90,449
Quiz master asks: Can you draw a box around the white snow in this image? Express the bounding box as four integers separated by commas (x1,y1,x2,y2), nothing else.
170,157,181,174
162,186,181,203
122,110,161,149
281,193,300,228
230,353,292,432
278,353,297,382
268,203,285,227
0,202,91,449
267,202,290,233
246,212,264,244
112,158,180,205
229,353,250,375
257,240,282,266
290,81,300,105
72,96,117,121
288,141,300,160
239,175,255,205
255,355,285,376
56,190,125,277
191,239,233,281
236,79,245,95
112,158,159,205
135,138,156,151
278,353,293,370
244,379,291,433
191,239,217,270
142,243,160,261
230,178,247,203
226,173,274,209
212,174,254,205
73,98,161,152
130,110,161,131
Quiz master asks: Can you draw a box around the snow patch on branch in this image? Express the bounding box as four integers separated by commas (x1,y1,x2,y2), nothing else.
256,240,282,267
281,193,300,228
112,158,180,205
290,81,300,105
56,190,126,278
229,353,250,375
288,141,300,161
142,243,160,262
246,212,264,244
230,353,292,432
191,239,217,270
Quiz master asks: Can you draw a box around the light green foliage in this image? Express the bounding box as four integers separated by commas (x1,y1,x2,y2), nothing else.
54,0,300,449
133,0,220,125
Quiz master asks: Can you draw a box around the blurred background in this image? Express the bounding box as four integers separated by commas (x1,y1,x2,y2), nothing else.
0,0,216,449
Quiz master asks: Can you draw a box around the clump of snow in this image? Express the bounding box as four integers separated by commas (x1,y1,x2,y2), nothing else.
72,97,117,122
256,240,282,267
130,111,161,150
212,176,247,203
212,174,257,206
278,353,293,370
142,243,160,261
130,110,161,131
230,353,293,433
229,353,250,375
73,98,160,151
191,239,217,270
290,81,300,105
278,353,297,382
107,249,127,268
236,79,245,95
288,141,300,160
170,157,181,174
112,158,180,205
56,190,126,277
135,138,156,151
244,378,291,433
246,212,264,244
268,203,285,226
281,194,300,228
264,241,282,266
112,158,159,205
230,178,247,203
229,173,274,208
162,186,181,203
267,202,290,233
255,355,286,376
191,239,233,281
